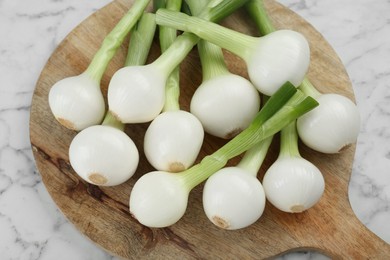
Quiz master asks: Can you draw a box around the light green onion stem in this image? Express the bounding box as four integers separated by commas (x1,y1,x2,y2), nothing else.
201,0,250,22
176,82,318,190
159,0,182,112
236,136,273,176
185,0,230,81
155,9,258,61
236,95,273,176
184,0,209,15
298,77,321,99
151,32,198,76
125,13,157,67
102,13,156,131
102,111,124,131
246,0,321,98
84,0,151,82
158,0,180,52
236,89,303,176
279,120,300,158
185,0,236,19
198,41,230,81
151,0,250,76
245,0,275,35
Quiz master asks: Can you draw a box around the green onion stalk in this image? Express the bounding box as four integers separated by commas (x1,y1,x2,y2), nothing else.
86,0,152,80
159,0,182,112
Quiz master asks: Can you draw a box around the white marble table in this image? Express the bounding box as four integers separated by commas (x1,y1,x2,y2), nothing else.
0,0,389,259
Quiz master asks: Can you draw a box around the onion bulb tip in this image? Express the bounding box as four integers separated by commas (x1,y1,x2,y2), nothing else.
88,173,108,185
169,162,186,173
212,216,230,229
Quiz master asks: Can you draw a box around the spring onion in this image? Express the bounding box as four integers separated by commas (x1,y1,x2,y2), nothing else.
69,14,156,186
69,112,139,186
48,0,151,131
246,0,360,153
130,83,319,228
297,80,360,153
144,0,204,172
155,8,310,96
262,120,325,212
191,41,261,139
108,0,251,123
182,0,260,139
202,136,272,230
144,111,204,172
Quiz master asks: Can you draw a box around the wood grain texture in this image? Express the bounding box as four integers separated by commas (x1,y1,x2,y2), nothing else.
29,0,390,258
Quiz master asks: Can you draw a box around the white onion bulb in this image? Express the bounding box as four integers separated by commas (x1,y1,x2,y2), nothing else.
129,171,188,227
48,73,105,131
144,110,204,172
203,167,266,230
247,30,310,96
69,125,139,186
190,74,260,139
262,157,325,213
297,93,360,153
107,64,167,123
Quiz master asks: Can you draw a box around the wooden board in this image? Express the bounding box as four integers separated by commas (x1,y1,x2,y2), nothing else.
29,0,390,258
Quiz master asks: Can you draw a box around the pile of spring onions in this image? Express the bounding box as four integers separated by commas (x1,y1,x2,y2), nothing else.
48,0,360,230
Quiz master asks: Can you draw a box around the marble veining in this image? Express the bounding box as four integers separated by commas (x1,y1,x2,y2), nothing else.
0,0,389,259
